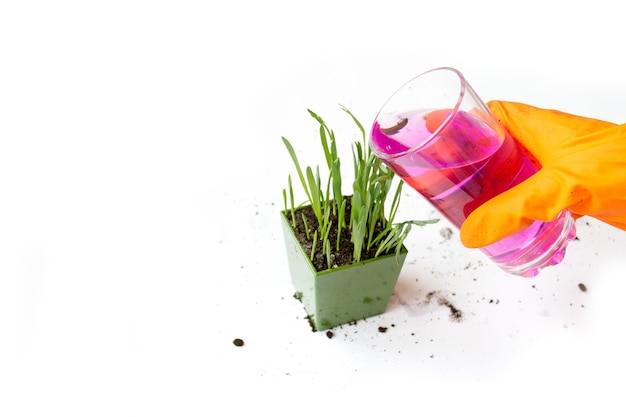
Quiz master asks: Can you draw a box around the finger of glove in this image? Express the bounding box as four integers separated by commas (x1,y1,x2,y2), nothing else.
545,123,626,219
487,101,616,163
459,169,584,248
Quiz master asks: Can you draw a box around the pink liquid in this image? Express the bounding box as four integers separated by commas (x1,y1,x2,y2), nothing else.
371,109,575,276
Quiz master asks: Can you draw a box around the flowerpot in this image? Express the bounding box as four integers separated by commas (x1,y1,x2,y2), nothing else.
280,211,408,331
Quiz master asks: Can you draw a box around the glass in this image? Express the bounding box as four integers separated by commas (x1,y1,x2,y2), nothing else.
370,67,576,277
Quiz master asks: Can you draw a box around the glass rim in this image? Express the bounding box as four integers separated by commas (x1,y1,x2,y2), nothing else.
372,66,468,159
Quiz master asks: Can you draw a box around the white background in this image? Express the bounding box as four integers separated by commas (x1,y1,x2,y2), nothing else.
1,1,625,415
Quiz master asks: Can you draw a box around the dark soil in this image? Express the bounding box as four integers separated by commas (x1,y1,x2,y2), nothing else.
285,196,392,272
437,297,463,322
426,291,464,322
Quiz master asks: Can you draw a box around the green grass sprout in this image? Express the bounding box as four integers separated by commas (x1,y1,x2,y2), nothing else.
282,106,438,266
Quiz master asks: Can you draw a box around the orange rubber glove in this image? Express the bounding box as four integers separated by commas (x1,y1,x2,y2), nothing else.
460,101,626,248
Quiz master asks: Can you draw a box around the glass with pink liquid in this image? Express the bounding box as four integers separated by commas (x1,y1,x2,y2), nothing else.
370,67,576,277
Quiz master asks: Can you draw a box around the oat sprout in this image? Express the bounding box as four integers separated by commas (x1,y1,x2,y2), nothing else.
282,106,438,264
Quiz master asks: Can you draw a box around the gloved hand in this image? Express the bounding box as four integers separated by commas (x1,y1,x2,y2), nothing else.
460,101,626,248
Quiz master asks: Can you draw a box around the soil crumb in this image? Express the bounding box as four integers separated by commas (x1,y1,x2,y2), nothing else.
440,227,453,240
426,291,464,322
437,297,463,322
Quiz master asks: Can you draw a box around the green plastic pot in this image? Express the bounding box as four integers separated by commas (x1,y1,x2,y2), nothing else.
280,211,407,331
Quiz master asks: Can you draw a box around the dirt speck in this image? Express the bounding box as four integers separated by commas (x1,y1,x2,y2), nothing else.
440,227,453,240
437,297,463,322
426,291,464,322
